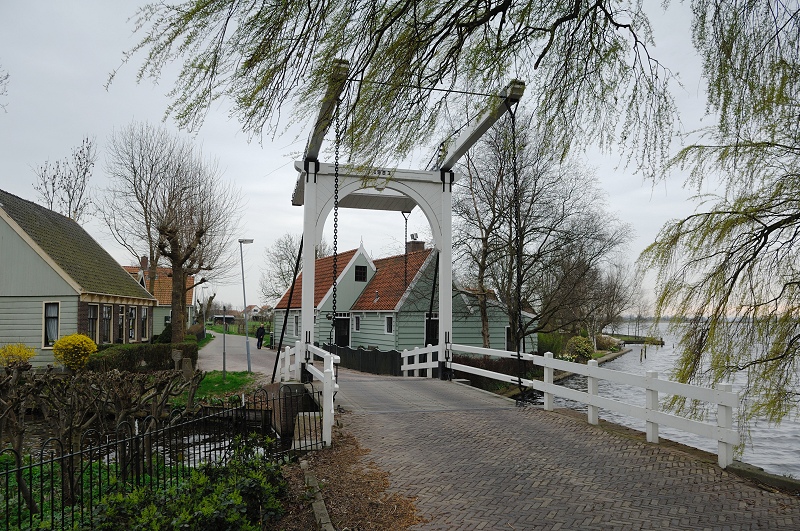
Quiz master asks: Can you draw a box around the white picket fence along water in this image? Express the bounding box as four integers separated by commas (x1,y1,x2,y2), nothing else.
400,343,738,468
277,342,340,446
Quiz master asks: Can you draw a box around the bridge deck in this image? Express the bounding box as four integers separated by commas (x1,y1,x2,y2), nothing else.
336,369,800,530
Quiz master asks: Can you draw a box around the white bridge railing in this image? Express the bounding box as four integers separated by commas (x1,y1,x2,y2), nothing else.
400,343,738,468
276,341,339,446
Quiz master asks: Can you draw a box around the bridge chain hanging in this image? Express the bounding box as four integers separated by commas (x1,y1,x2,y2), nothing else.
331,98,340,341
505,100,528,400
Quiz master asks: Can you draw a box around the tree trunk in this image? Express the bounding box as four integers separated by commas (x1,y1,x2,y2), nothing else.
171,268,187,343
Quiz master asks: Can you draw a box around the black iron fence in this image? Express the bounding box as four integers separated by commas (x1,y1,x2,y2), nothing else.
1,387,322,530
323,344,402,375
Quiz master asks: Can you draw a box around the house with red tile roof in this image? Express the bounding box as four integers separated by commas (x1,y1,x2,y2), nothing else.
274,242,513,351
123,260,195,336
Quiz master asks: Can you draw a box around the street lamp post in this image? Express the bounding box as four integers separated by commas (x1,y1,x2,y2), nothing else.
239,238,254,373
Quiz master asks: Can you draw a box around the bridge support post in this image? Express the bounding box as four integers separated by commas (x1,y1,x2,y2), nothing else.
544,352,554,411
717,383,733,468
587,360,599,425
646,371,659,443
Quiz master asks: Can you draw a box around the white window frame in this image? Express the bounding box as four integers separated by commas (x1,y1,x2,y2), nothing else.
293,313,299,336
42,301,60,349
87,304,99,343
101,305,112,344
140,306,149,341
355,265,367,282
118,306,125,343
128,307,137,342
385,315,394,334
354,315,361,332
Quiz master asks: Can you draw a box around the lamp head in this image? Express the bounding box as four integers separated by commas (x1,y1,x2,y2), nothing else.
238,238,254,244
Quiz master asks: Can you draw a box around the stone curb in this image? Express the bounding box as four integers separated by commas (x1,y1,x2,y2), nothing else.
301,460,335,531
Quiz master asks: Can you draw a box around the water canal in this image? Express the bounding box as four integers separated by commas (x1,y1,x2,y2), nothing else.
555,324,800,479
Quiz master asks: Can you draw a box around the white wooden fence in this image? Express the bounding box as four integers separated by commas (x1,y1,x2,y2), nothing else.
276,342,340,446
400,343,738,468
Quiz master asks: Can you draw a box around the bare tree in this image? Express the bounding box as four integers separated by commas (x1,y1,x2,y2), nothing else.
0,63,8,112
101,122,242,343
454,113,632,350
259,233,331,304
100,122,191,294
32,137,95,223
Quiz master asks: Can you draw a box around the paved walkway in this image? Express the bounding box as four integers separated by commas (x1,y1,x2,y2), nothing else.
197,332,279,375
335,369,800,530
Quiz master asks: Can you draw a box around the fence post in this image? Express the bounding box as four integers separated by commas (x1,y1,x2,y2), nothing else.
646,371,659,443
717,383,733,468
323,354,335,447
544,352,554,411
281,346,291,382
294,341,303,381
587,360,599,425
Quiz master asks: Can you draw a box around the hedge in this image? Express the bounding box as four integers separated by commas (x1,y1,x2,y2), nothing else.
86,342,198,372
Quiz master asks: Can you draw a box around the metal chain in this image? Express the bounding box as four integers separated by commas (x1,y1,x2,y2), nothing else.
332,99,340,329
506,100,525,393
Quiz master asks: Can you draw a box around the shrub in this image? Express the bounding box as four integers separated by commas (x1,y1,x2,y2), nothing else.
595,334,620,351
90,436,284,530
563,336,594,363
52,334,97,370
155,323,172,343
86,342,198,372
187,323,205,341
0,343,35,367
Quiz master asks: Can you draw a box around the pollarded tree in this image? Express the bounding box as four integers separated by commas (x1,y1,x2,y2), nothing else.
101,122,242,343
639,1,800,423
117,1,675,173
153,149,242,343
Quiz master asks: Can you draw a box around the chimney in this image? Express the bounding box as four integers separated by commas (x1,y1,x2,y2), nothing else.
140,256,148,271
406,241,425,253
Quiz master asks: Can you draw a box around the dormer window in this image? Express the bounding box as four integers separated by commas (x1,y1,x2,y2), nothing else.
355,265,367,282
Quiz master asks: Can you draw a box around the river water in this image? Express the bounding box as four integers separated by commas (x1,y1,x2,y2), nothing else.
554,324,800,479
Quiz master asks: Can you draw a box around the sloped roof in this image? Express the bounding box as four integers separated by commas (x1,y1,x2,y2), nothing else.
122,265,194,306
351,249,433,311
0,189,155,301
275,249,359,310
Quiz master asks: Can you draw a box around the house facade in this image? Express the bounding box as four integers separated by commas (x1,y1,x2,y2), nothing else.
0,189,157,366
274,243,519,352
123,261,195,336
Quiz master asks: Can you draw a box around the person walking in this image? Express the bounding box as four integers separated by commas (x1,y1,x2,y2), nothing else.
256,323,266,350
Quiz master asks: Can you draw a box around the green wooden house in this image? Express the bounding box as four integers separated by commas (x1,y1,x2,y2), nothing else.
274,243,518,352
0,189,157,366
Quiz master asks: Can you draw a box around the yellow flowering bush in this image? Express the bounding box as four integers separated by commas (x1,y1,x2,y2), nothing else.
0,343,36,367
52,333,97,370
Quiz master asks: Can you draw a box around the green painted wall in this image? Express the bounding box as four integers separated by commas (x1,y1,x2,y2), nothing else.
0,217,76,297
0,296,78,366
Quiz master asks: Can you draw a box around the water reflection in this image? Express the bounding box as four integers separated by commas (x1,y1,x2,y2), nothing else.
554,327,800,479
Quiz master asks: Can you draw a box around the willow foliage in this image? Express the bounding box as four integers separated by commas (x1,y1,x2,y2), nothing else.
117,0,675,171
642,1,800,424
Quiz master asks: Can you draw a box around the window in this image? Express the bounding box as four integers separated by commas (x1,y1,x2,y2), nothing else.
293,314,299,336
140,307,149,340
43,302,59,347
118,306,125,343
355,265,367,282
354,315,361,331
385,315,394,334
101,305,112,343
128,307,137,341
87,304,98,343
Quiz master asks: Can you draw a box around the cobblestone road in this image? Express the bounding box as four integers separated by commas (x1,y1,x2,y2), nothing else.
336,370,800,530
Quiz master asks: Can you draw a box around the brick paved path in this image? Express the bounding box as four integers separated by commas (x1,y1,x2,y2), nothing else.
336,371,800,530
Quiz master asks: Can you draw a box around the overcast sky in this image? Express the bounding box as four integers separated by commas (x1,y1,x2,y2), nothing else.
0,2,710,310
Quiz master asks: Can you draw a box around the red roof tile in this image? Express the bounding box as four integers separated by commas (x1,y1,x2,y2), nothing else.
123,266,194,306
351,249,432,311
275,249,359,310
